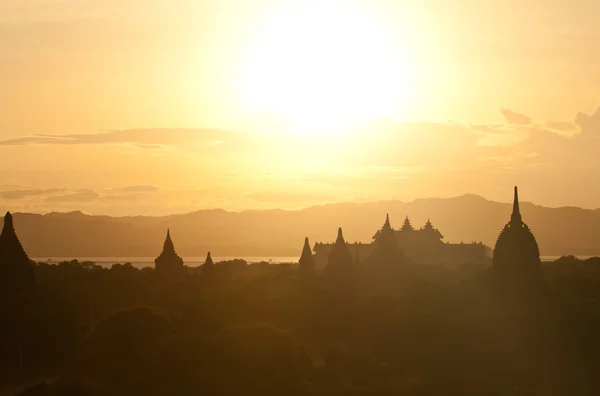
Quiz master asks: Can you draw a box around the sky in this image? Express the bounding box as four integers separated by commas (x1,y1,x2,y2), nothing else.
0,0,599,215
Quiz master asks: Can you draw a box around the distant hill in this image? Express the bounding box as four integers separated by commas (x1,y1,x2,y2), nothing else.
4,194,600,259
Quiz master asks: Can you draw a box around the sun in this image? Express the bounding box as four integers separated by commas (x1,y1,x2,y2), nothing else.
239,3,417,136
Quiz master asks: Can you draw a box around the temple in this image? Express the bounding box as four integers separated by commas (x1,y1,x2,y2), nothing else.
297,237,317,280
313,214,490,270
201,251,215,277
0,212,36,298
492,186,542,285
154,229,186,276
323,228,354,279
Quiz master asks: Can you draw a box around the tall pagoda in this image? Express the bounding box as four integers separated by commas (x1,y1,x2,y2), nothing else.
492,187,542,286
0,212,35,292
154,229,186,277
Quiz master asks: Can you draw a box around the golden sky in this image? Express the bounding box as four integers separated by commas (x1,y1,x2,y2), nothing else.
0,0,599,215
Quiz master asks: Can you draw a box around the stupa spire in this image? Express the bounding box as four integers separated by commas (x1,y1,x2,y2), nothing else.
336,227,345,244
298,237,316,279
2,211,14,235
383,213,391,231
511,186,522,225
204,251,214,267
154,228,184,275
163,229,175,253
401,216,414,232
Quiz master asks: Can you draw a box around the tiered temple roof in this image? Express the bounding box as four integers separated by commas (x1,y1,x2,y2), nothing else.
400,216,414,232
154,229,185,276
324,228,353,278
493,186,541,282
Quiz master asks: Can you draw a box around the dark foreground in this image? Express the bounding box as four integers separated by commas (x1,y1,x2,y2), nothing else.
1,256,599,396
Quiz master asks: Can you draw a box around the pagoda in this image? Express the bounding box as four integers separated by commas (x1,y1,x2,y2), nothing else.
201,251,215,277
0,212,36,316
154,229,186,276
369,214,406,268
0,212,35,289
323,227,353,279
421,219,444,239
297,237,317,279
400,216,414,232
492,187,542,286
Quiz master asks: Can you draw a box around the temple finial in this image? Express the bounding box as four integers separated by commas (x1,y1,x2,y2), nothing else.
383,213,392,231
511,186,522,224
2,211,14,234
205,251,214,266
336,227,346,245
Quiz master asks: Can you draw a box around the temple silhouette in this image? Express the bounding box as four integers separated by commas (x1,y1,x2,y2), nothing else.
313,214,491,270
492,186,542,287
154,229,186,277
0,212,36,297
297,237,317,280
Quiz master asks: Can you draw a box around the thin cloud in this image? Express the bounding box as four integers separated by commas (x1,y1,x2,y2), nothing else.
0,128,247,147
44,190,99,203
500,108,532,125
112,185,159,193
575,107,600,137
1,188,65,200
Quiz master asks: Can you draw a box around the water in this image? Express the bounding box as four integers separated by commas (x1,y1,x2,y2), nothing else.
32,255,598,269
32,257,299,269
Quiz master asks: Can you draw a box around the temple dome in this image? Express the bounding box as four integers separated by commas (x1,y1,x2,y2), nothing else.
493,187,541,282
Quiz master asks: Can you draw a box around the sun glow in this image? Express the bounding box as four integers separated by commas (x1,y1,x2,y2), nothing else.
239,3,418,135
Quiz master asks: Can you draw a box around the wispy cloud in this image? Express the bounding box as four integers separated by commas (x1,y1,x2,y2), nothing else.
0,128,246,147
44,190,99,203
500,108,532,125
1,188,64,199
112,185,159,193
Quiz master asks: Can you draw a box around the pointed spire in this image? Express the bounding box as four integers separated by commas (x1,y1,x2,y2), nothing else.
0,211,30,263
401,216,414,232
336,227,345,245
163,228,175,253
204,251,214,267
423,218,434,231
2,211,14,235
300,237,313,261
511,186,522,224
383,213,391,230
298,237,316,279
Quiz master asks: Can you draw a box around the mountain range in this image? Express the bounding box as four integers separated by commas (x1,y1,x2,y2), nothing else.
5,194,600,259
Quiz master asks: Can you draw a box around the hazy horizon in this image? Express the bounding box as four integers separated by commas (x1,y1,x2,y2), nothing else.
1,190,599,217
1,0,600,216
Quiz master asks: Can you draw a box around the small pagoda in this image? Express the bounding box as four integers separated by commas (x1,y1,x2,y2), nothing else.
201,251,215,278
324,227,353,279
154,229,185,276
0,212,36,311
400,216,414,232
297,237,316,279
